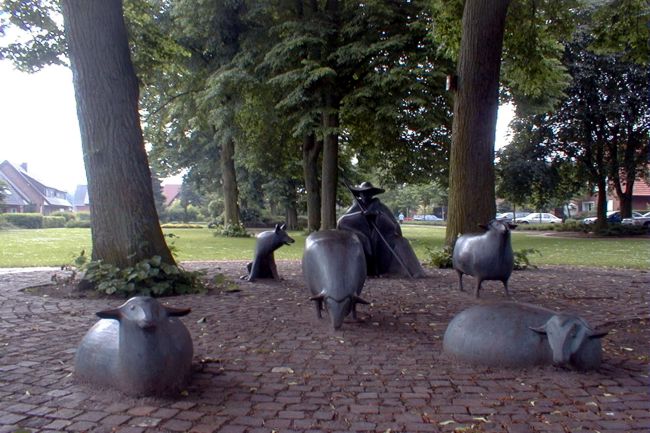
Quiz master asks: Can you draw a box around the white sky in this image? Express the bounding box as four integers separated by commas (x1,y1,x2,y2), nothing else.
0,61,514,194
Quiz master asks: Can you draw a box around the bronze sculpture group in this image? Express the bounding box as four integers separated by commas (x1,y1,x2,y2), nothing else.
74,181,607,396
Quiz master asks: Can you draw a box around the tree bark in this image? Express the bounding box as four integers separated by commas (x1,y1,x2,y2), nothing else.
302,132,322,232
445,0,510,246
320,93,339,230
62,0,175,268
221,136,241,226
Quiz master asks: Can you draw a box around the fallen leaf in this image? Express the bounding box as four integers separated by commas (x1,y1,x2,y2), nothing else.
439,420,456,426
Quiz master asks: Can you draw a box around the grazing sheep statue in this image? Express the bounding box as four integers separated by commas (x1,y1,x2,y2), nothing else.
452,219,515,297
302,230,369,329
243,223,295,281
75,296,193,396
443,302,608,370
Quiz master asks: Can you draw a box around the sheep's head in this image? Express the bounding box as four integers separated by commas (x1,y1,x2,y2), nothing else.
96,296,191,330
531,314,607,365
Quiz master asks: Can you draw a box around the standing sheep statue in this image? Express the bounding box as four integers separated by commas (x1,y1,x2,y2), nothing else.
302,230,369,329
75,296,193,396
243,223,295,281
443,301,608,370
452,219,515,297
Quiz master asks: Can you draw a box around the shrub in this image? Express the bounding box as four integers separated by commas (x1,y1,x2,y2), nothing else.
1,213,43,228
66,220,91,228
513,248,541,270
75,211,91,221
51,211,76,222
214,223,250,238
160,223,204,229
43,216,66,228
425,246,453,268
593,224,647,237
73,251,206,297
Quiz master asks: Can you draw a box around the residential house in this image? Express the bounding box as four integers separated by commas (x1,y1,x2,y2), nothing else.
162,184,182,207
71,184,90,212
0,160,72,214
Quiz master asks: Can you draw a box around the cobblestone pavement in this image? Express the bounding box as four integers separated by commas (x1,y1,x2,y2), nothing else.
0,261,648,433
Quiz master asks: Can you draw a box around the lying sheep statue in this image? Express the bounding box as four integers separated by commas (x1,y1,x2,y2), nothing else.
452,219,515,297
443,301,608,370
75,296,193,396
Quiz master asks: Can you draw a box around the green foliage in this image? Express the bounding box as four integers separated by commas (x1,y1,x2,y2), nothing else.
43,216,66,228
513,248,541,270
214,223,250,238
0,0,67,71
65,219,91,228
160,223,204,229
592,223,648,237
50,211,75,222
424,246,453,269
74,250,205,297
1,212,43,228
589,0,649,65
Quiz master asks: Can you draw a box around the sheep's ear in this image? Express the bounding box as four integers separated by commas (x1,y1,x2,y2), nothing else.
478,224,488,230
588,329,608,339
280,223,287,230
529,325,547,335
96,307,121,319
508,223,518,230
164,306,191,317
275,223,281,232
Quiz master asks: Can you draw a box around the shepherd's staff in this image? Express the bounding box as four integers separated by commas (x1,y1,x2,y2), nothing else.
341,179,414,279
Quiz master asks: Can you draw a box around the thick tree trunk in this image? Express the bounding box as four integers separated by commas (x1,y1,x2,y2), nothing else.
62,0,174,268
302,133,322,232
320,93,339,230
221,136,240,226
445,0,510,246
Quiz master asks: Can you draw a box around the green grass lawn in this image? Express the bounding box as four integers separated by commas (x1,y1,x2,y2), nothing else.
0,225,648,269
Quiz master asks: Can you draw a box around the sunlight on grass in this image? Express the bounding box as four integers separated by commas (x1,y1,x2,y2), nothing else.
0,225,647,269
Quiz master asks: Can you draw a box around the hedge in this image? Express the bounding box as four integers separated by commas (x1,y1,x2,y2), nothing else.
43,216,66,228
0,213,43,228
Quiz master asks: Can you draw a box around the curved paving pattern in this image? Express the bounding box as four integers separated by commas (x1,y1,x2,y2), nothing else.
0,262,648,433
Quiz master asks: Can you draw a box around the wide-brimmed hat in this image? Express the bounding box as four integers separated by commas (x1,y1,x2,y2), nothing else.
350,181,385,196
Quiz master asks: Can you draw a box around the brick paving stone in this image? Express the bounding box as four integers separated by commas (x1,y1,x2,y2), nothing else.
100,414,131,427
0,265,648,433
161,418,194,431
66,420,98,431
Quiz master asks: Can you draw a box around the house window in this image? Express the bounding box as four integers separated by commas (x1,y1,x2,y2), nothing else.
582,202,595,212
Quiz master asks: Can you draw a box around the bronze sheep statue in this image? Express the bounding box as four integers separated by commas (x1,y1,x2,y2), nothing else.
74,296,193,396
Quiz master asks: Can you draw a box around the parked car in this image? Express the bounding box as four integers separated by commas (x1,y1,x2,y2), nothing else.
515,212,562,224
412,214,442,221
621,211,650,227
496,212,530,223
583,211,643,225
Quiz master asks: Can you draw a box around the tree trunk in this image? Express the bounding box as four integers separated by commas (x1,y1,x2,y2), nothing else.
221,136,240,226
62,0,174,268
445,0,510,246
320,93,339,230
595,176,608,231
302,133,322,232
